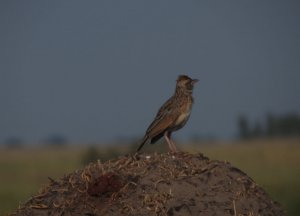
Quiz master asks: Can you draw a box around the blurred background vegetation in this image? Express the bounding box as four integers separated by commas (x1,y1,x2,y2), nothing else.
1,113,300,215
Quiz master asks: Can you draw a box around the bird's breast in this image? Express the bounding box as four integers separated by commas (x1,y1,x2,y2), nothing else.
175,111,191,126
174,104,192,126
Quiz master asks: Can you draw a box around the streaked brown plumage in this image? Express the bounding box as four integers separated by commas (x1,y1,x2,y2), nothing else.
137,75,198,152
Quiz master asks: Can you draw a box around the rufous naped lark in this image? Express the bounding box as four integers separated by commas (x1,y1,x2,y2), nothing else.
137,75,198,152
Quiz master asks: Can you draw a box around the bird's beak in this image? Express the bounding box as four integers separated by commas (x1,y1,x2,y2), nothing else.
192,79,199,85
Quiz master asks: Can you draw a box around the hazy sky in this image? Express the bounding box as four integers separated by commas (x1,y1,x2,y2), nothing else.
1,1,300,143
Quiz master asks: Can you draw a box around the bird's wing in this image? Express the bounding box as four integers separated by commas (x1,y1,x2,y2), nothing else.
145,97,178,138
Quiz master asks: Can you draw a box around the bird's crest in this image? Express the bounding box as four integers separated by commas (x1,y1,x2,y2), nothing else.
177,75,192,82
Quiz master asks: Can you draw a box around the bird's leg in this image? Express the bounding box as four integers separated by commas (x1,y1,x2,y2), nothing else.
164,131,177,152
164,131,174,152
170,139,178,152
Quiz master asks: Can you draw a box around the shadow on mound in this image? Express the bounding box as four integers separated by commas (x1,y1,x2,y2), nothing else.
12,152,285,216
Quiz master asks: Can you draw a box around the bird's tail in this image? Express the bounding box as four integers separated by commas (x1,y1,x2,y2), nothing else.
136,135,148,152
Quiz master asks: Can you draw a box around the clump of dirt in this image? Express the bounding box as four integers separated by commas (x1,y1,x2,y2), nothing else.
12,152,284,216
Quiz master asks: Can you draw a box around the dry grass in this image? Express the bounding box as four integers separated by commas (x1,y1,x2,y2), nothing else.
12,152,284,215
0,138,299,215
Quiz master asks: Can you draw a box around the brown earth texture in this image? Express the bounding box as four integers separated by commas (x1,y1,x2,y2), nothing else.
12,152,285,216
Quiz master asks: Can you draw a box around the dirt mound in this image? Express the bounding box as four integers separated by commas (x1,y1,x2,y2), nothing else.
12,152,284,216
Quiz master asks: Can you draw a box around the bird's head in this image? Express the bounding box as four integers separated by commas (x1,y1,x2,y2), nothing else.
176,75,198,92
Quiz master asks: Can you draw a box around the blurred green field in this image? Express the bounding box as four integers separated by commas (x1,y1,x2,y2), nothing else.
0,138,299,215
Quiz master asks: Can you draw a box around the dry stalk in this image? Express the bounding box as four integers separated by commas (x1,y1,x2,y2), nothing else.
233,200,237,216
29,204,48,209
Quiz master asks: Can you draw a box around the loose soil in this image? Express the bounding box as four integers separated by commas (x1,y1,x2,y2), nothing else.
12,152,284,216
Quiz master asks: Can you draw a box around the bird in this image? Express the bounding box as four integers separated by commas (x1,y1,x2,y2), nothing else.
137,75,198,152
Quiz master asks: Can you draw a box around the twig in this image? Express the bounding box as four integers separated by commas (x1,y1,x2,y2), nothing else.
233,200,237,216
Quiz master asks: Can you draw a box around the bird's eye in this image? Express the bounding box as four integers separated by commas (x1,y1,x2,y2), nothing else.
186,82,193,90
